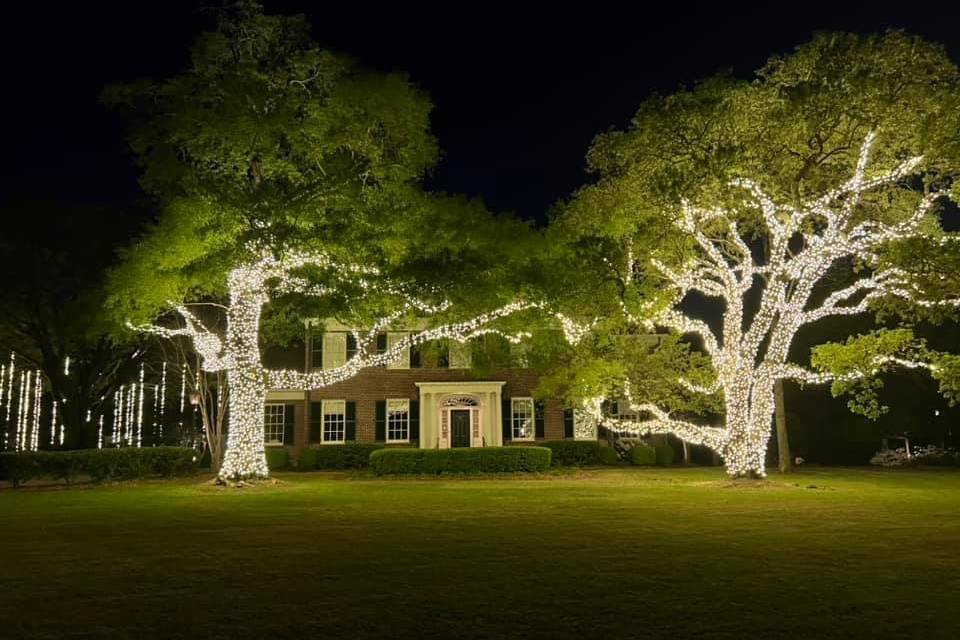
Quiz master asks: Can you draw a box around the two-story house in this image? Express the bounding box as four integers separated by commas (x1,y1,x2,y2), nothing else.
261,320,598,457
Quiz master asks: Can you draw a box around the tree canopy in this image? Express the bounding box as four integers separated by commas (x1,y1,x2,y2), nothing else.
542,31,960,470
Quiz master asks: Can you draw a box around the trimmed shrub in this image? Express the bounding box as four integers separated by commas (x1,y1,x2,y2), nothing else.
298,444,385,470
265,447,289,471
369,447,551,476
0,452,41,487
0,448,198,486
542,441,603,466
598,446,619,465
654,444,675,466
630,444,656,466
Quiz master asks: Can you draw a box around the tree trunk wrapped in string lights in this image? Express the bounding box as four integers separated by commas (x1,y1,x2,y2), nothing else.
583,133,957,478
132,250,536,481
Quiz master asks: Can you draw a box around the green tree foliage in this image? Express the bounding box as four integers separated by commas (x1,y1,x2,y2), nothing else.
546,31,960,450
104,2,535,335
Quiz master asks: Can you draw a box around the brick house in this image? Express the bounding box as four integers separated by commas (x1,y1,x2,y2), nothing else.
261,320,598,457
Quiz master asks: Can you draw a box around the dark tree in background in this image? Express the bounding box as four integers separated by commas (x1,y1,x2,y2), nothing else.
0,202,145,449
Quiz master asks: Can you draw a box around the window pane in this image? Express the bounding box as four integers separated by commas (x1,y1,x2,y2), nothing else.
323,400,346,442
322,333,347,370
511,398,534,440
264,404,286,445
387,399,409,442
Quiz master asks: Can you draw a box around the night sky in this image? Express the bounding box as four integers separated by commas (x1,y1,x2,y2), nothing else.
3,1,960,226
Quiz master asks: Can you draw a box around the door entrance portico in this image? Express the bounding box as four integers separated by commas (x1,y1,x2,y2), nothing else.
415,381,506,449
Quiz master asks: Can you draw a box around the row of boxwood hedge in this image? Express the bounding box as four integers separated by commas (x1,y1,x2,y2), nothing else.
0,447,199,487
541,441,617,466
297,444,385,470
370,446,552,475
630,443,676,466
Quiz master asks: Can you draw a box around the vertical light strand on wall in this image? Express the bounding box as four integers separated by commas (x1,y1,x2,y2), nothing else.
98,414,104,449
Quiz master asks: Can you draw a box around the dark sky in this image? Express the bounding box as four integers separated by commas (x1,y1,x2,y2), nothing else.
3,1,960,225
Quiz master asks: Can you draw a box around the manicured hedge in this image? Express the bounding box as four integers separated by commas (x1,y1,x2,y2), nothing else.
630,443,657,466
369,447,551,475
265,447,289,471
297,444,384,470
0,447,198,487
654,444,676,466
541,441,608,466
598,446,620,465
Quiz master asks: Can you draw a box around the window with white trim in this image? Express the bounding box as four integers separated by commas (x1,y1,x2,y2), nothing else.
264,403,285,446
387,399,410,443
386,332,410,369
322,400,346,443
322,333,347,370
511,397,535,441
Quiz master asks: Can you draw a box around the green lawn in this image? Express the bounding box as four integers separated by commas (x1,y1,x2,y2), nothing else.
2,467,959,639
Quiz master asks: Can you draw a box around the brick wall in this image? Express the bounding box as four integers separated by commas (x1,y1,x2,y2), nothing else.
282,364,566,453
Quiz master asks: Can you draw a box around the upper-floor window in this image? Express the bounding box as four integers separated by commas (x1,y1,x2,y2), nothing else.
386,332,410,370
448,341,472,369
511,397,535,441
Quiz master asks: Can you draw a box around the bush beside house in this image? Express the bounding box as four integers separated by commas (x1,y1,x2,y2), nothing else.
369,447,551,475
0,448,198,487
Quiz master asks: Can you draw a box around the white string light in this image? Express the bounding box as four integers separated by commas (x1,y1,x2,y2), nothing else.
98,415,104,449
136,364,145,448
4,353,15,428
31,371,41,451
130,249,541,481
580,132,956,478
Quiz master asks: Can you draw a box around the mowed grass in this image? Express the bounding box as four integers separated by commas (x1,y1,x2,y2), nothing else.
1,467,959,639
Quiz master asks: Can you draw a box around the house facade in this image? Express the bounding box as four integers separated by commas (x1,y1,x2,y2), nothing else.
261,320,598,456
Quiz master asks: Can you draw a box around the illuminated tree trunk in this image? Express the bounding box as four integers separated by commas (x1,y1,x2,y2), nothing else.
216,280,269,481
774,380,791,473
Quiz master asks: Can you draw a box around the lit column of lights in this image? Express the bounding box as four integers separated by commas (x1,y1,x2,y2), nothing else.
127,382,135,446
159,361,167,440
112,390,120,446
31,371,41,451
98,415,104,449
569,131,958,478
136,364,145,447
4,352,15,425
179,362,186,427
49,397,58,446
16,370,28,451
0,364,6,423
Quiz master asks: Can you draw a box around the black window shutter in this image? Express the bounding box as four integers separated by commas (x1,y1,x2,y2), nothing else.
375,400,386,442
409,400,420,441
309,402,322,443
283,404,295,445
346,333,358,360
376,333,387,354
601,399,614,416
438,344,450,368
410,343,422,368
312,333,323,370
563,409,574,439
535,401,545,439
501,398,511,442
345,401,357,441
